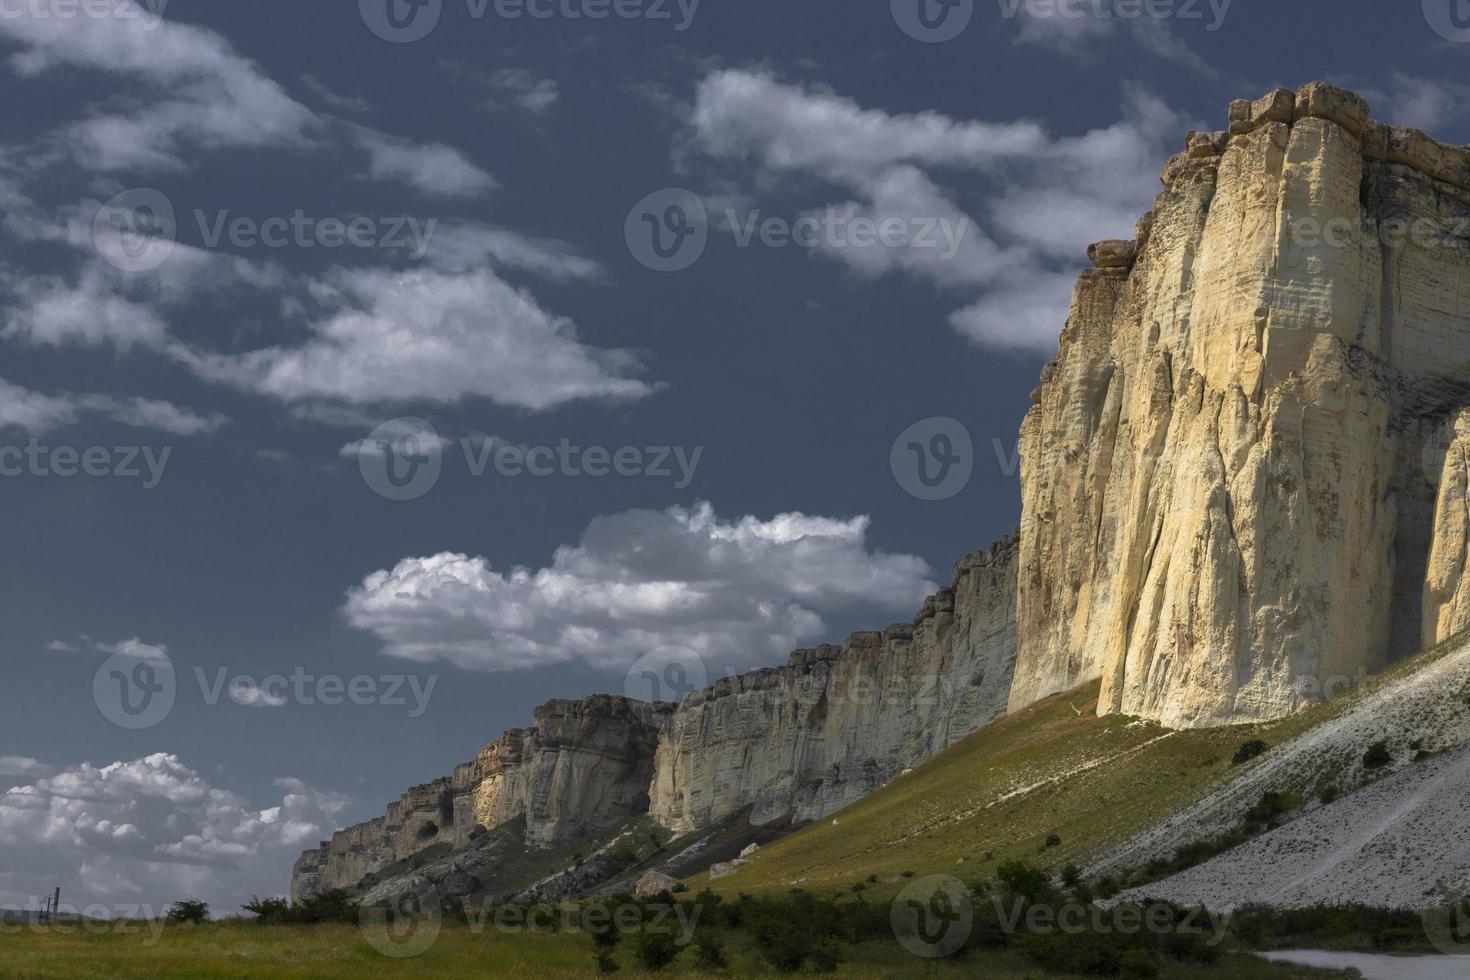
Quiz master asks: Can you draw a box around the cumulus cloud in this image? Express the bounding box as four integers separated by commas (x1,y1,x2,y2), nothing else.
687,69,1195,351
0,754,348,911
345,503,937,674
184,267,653,410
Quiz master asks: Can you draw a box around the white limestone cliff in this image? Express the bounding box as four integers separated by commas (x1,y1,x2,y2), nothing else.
1013,83,1470,727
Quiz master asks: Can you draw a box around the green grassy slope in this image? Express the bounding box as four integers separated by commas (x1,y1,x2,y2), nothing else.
699,638,1467,901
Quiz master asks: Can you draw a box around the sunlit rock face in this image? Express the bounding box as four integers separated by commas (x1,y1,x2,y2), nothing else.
646,538,1018,832
1013,83,1470,728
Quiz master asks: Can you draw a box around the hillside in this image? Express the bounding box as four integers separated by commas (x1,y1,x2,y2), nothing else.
695,637,1470,906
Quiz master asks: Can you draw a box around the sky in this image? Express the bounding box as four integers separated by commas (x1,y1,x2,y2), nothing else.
1,0,1468,916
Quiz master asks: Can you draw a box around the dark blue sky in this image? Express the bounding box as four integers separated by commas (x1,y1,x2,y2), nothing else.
0,0,1464,911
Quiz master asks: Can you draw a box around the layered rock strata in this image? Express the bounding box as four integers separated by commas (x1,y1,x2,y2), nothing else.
1013,83,1470,727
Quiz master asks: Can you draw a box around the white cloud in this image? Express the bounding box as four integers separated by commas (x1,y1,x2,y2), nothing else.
185,267,654,410
1011,3,1224,81
0,377,225,436
352,128,498,198
0,754,348,911
422,222,604,281
0,377,82,433
687,70,1194,351
0,2,315,171
227,680,288,709
345,502,937,674
1353,73,1470,133
484,69,561,115
0,757,54,780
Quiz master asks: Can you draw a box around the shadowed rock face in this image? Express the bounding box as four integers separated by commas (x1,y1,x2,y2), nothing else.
291,696,670,901
291,542,1018,900
1013,83,1470,728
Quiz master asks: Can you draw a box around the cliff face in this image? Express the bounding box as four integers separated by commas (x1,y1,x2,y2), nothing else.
292,696,669,900
648,538,1017,831
1013,83,1470,727
291,541,1017,899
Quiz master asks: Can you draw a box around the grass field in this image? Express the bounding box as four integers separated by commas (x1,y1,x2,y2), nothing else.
0,920,1348,979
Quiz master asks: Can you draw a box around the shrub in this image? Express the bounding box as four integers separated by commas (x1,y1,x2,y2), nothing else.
997,861,1053,904
594,951,620,974
1061,863,1083,888
165,900,209,925
1363,741,1393,769
1232,740,1268,765
693,932,728,970
631,929,682,971
1022,929,1126,975
241,896,289,923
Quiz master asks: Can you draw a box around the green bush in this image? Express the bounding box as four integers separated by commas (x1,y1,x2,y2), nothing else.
997,861,1053,904
693,932,728,970
1232,740,1268,765
1363,741,1393,769
165,900,209,925
630,929,682,971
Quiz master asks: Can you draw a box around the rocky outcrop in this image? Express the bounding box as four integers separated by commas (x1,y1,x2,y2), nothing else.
1014,82,1470,728
648,538,1018,831
291,696,668,900
292,540,1018,899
